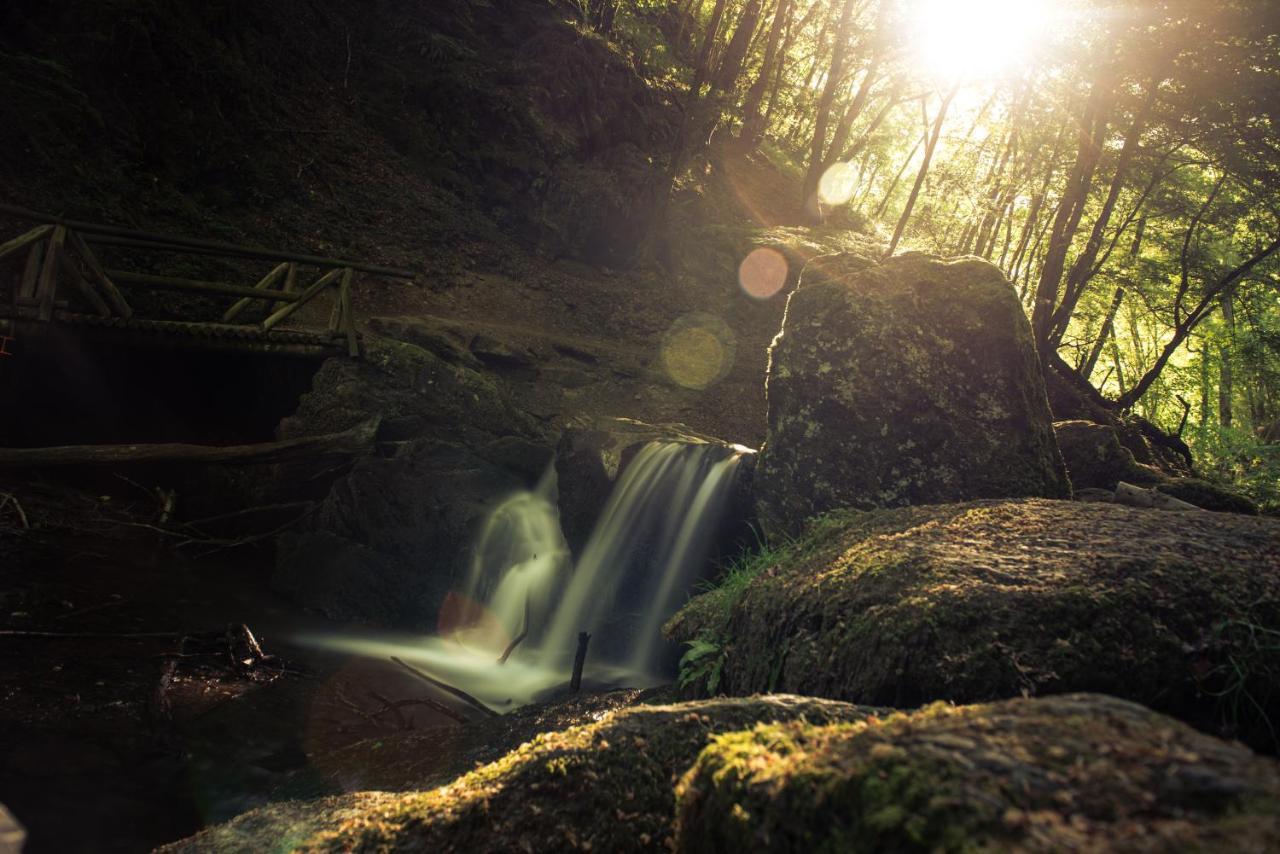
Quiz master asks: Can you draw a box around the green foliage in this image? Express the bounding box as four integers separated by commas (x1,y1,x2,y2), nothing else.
678,639,725,695
1187,426,1280,514
1201,617,1280,751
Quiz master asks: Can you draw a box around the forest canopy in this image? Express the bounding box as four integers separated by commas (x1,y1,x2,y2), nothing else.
586,0,1280,504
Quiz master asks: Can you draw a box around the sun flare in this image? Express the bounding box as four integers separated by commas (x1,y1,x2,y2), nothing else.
907,0,1053,80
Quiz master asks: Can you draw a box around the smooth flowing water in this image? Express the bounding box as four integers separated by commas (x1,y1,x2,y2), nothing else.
301,440,746,709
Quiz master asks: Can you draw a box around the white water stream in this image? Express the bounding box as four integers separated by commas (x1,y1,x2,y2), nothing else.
300,441,746,709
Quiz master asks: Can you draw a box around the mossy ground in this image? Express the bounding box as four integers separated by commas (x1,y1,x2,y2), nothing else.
674,693,1280,852
668,498,1280,751
169,696,874,853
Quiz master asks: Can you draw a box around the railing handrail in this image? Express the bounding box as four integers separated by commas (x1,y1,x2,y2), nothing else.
0,202,414,279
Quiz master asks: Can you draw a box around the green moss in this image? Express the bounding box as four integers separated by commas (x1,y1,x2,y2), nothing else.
286,697,876,852
668,498,1280,752
674,694,1280,852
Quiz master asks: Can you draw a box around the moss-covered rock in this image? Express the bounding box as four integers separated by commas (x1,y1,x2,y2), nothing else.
163,696,876,853
674,693,1280,852
666,499,1280,751
1157,477,1259,515
1053,419,1164,490
755,253,1069,538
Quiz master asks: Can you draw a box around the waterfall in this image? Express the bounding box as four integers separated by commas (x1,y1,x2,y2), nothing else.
300,440,747,709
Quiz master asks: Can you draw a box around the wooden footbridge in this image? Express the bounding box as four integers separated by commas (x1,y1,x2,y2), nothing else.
0,203,414,358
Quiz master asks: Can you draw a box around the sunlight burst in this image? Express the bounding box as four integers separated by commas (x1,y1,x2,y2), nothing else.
907,0,1052,80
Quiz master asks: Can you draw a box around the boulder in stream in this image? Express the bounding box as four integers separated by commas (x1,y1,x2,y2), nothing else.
666,498,1280,751
754,253,1069,538
674,693,1280,852
161,696,875,853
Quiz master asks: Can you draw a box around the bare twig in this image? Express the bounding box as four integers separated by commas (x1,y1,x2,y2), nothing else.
0,492,29,528
497,597,531,665
367,689,469,726
390,656,499,718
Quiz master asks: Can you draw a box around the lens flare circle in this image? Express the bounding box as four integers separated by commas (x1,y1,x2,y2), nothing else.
738,247,789,300
817,161,858,206
660,312,736,390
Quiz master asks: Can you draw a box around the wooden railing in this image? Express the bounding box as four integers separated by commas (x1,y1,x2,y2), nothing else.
0,203,413,358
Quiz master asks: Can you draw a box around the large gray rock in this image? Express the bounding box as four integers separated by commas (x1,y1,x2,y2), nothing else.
666,498,1280,751
274,439,531,626
755,253,1069,537
272,335,551,626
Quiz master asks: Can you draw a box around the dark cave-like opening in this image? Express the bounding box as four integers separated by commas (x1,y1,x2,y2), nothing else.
0,328,320,447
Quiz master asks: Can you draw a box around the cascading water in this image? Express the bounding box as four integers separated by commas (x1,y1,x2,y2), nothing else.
300,440,747,709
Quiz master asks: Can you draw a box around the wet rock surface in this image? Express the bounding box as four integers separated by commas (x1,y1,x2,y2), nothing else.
163,695,877,853
755,253,1069,538
674,694,1280,852
667,498,1280,751
271,336,551,626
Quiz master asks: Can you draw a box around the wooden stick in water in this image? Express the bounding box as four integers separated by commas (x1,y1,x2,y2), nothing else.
389,655,499,718
570,631,591,691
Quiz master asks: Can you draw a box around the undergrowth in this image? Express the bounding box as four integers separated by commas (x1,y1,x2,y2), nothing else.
1188,426,1280,513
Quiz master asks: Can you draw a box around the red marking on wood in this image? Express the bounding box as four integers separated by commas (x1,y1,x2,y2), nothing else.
0,336,12,356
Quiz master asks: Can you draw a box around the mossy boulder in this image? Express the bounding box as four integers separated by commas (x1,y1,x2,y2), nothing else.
755,253,1069,538
1053,419,1164,490
674,693,1280,852
163,696,876,853
666,499,1280,751
1054,421,1258,513
1157,477,1259,515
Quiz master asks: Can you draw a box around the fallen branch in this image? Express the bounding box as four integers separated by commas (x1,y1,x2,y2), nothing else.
0,418,379,468
0,492,29,528
1115,481,1203,512
497,597,531,665
367,689,468,726
0,630,185,639
390,656,499,718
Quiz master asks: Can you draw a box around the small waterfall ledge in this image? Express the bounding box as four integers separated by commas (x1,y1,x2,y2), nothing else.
300,440,751,709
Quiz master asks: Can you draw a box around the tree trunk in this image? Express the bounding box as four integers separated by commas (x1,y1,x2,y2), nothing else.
1219,290,1234,427
1081,286,1125,380
713,0,765,93
1047,79,1158,346
801,0,860,214
1031,77,1114,347
885,83,959,257
739,0,793,148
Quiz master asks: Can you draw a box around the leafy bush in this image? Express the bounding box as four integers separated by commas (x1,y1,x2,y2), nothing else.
1187,426,1280,513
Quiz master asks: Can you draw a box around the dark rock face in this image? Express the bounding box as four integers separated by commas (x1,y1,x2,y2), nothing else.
554,416,756,557
755,253,1069,538
1053,419,1163,490
667,499,1280,751
275,440,527,626
1054,420,1258,513
272,337,549,626
674,694,1280,853
278,337,537,445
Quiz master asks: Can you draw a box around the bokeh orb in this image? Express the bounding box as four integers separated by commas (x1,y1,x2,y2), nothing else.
738,247,789,300
817,161,858,206
660,313,736,390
